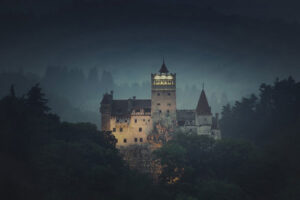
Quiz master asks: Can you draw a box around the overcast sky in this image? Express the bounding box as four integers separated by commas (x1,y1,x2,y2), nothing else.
1,0,300,101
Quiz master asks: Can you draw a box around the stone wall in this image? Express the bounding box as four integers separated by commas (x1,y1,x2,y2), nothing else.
110,112,152,147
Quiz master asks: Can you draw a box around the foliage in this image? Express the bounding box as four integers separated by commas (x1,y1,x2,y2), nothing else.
155,132,285,200
220,77,300,196
0,84,164,200
1,77,299,200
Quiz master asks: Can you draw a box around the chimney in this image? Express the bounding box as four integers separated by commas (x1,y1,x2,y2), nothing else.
133,96,136,100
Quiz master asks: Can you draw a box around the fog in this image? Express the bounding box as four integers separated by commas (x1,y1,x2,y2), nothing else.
1,0,300,127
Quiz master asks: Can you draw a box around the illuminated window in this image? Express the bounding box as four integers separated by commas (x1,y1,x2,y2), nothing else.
134,138,138,142
139,127,142,132
120,128,123,132
113,128,116,132
140,138,143,142
123,138,127,143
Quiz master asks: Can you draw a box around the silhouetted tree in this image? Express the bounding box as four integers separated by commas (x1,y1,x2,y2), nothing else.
26,83,50,114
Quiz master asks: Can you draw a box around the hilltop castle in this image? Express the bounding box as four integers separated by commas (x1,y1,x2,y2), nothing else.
100,61,221,148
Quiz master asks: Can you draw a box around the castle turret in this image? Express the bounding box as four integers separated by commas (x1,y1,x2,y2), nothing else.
100,91,113,131
195,89,213,135
151,60,176,126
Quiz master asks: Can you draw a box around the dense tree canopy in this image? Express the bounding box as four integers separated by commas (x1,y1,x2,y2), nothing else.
0,77,299,200
0,84,164,200
154,77,300,200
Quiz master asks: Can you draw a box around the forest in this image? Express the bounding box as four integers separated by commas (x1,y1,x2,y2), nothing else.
0,76,299,200
0,67,229,128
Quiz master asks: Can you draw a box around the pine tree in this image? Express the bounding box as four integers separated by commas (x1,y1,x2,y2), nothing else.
26,83,50,114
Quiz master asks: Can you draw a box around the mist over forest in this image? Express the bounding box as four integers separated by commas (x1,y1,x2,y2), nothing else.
1,1,300,200
0,66,230,128
1,0,300,116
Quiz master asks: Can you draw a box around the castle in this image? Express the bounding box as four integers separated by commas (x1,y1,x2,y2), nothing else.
100,61,221,148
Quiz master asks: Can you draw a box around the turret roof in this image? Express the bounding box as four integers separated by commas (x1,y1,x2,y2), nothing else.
196,90,211,115
159,59,169,73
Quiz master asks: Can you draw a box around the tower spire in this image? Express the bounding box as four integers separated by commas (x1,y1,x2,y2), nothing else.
196,89,211,115
159,57,169,73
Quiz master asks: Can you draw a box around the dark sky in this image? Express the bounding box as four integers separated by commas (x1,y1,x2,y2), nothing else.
1,0,300,101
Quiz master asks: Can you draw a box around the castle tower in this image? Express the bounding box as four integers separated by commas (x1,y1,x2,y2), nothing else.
100,91,113,131
151,60,176,126
195,89,213,135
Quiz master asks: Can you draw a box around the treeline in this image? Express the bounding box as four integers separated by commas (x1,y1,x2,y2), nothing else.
0,84,164,200
0,67,229,127
154,76,300,200
1,77,298,200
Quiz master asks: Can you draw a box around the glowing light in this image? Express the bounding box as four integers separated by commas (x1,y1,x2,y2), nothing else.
154,75,173,80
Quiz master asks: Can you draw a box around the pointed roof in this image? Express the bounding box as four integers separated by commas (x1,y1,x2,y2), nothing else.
196,90,211,115
159,59,169,73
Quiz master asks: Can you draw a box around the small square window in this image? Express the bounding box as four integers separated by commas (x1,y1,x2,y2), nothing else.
123,138,127,143
157,103,160,106
135,119,137,123
159,110,162,113
139,127,142,132
143,119,145,122
168,103,171,106
140,138,143,142
120,128,123,132
168,93,171,96
167,110,170,113
116,119,119,122
134,138,138,142
113,128,116,132
157,93,160,96
125,120,127,122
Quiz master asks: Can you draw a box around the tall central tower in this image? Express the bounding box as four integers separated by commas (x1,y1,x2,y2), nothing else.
151,60,176,126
